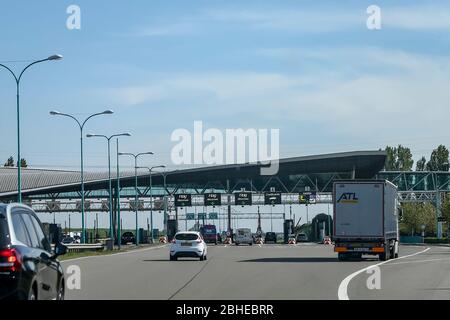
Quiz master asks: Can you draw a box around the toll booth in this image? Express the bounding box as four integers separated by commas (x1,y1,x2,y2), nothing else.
283,219,294,244
167,219,178,242
310,213,333,242
139,228,149,244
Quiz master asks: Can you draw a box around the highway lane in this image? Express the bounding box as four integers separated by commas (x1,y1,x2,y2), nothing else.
347,245,450,299
61,244,447,300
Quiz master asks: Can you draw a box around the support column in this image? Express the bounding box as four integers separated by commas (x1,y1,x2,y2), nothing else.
227,179,232,239
437,191,442,239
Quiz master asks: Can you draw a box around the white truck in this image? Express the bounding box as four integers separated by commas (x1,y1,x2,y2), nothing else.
333,180,400,261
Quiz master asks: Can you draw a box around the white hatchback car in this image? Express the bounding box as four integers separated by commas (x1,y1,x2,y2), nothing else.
170,231,208,261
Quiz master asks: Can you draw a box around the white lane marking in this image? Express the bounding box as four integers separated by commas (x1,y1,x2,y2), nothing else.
62,244,168,263
338,247,430,300
383,257,450,266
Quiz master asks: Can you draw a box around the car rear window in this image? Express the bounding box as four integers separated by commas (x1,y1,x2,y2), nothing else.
0,212,10,248
175,233,199,241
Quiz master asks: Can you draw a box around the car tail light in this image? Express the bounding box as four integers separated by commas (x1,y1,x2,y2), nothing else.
0,248,22,272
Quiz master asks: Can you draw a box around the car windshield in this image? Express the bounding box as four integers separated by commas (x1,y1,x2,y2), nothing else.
203,229,215,234
175,233,199,241
0,211,10,248
123,233,133,237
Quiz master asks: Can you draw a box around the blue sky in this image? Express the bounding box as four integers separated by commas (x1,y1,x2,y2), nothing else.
1,0,450,173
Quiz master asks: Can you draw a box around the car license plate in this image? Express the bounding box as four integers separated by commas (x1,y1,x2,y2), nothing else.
181,242,191,246
353,248,366,252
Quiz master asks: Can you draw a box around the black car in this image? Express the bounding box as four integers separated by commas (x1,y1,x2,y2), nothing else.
0,203,67,300
264,232,277,244
121,232,136,245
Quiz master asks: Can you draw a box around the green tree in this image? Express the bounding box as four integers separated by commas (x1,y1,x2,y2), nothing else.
416,156,427,171
400,203,436,236
441,196,450,229
4,156,14,167
384,145,414,171
20,158,28,168
426,145,449,171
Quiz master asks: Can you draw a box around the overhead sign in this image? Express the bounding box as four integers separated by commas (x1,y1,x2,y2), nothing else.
198,212,206,220
264,192,282,205
186,213,195,220
174,194,192,207
209,212,218,219
299,192,316,204
235,192,252,206
204,193,222,206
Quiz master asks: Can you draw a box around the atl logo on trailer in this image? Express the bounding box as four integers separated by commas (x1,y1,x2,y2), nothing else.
337,193,359,204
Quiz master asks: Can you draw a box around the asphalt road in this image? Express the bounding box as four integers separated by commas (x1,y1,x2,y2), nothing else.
62,243,450,300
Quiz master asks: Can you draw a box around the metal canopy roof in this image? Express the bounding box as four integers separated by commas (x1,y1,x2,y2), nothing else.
0,151,386,199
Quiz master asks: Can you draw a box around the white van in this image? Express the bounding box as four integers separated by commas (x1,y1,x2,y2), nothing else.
235,228,253,246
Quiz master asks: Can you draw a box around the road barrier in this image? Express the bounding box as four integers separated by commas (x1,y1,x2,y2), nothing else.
63,243,105,253
159,236,167,244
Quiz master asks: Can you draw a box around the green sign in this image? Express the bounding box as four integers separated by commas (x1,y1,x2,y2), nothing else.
186,213,195,220
209,212,218,219
198,213,206,219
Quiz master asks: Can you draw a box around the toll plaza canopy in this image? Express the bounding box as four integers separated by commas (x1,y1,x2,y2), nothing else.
0,151,387,201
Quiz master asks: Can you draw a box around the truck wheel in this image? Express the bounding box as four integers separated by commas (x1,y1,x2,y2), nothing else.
379,243,390,261
389,243,395,260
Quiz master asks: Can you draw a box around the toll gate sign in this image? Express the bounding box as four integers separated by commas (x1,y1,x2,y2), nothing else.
299,193,310,204
186,213,195,220
235,192,252,206
204,193,221,206
174,194,192,207
264,192,281,205
209,212,218,219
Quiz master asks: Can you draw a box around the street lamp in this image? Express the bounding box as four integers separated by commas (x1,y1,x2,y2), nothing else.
136,165,166,242
50,109,113,243
118,152,154,245
0,54,63,203
87,132,131,247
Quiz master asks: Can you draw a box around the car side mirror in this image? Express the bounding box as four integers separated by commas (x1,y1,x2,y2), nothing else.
53,243,68,258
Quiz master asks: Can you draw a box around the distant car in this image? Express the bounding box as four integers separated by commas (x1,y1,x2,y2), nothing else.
170,231,207,261
296,233,308,242
200,225,218,244
121,232,136,245
323,236,332,245
73,235,81,244
235,228,253,246
0,203,67,300
288,237,296,245
264,232,277,244
61,236,74,244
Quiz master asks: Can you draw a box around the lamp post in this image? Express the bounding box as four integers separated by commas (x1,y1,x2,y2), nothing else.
136,165,166,243
0,54,62,203
87,132,131,247
50,109,113,243
118,152,154,246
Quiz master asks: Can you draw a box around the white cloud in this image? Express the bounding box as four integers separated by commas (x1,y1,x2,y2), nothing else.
123,4,450,39
134,22,198,36
102,47,450,160
385,5,450,30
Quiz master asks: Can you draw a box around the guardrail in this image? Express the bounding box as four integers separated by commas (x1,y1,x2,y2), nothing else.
63,243,105,253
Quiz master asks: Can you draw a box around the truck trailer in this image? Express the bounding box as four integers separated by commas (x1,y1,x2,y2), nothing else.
333,180,400,261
